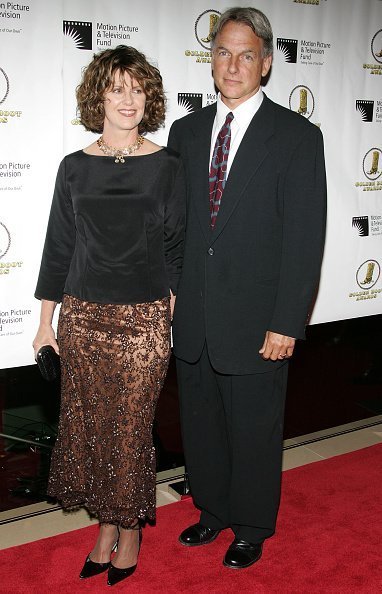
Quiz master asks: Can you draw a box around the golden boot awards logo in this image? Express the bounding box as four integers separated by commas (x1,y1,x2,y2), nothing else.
185,9,221,64
289,85,315,119
356,260,380,289
363,148,382,181
0,221,11,260
355,148,382,192
362,29,382,75
0,221,22,276
349,259,382,302
0,68,9,105
195,10,220,49
0,67,22,124
371,29,382,63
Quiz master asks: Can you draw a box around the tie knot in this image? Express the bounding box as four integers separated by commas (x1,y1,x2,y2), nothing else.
218,112,234,140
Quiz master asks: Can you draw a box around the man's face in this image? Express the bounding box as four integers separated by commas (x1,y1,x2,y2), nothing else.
212,21,272,110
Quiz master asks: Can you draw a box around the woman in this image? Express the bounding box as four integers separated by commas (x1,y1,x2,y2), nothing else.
33,45,185,586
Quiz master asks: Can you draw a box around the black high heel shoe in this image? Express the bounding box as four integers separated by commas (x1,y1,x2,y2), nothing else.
79,540,118,579
107,522,142,586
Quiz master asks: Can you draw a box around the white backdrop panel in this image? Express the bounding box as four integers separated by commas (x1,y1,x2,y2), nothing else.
1,0,381,368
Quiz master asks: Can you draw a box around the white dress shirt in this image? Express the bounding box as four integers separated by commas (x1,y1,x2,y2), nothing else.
209,89,264,177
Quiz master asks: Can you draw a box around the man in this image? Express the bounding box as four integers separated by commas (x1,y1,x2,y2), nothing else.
168,7,326,569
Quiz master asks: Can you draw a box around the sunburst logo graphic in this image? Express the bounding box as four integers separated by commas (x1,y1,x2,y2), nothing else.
276,38,298,63
63,21,92,50
356,100,374,122
172,93,203,121
352,216,369,237
178,93,203,114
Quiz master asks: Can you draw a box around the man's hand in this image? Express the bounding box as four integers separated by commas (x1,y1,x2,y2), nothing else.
259,331,296,361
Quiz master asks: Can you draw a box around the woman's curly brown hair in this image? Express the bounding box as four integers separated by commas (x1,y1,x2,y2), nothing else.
76,45,166,134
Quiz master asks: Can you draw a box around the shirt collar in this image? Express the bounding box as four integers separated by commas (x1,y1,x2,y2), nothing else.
216,88,264,130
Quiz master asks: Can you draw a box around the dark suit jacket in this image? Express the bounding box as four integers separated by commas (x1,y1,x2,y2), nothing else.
168,95,326,374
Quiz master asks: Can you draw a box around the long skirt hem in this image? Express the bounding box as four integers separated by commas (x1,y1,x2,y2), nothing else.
46,490,156,527
48,294,171,529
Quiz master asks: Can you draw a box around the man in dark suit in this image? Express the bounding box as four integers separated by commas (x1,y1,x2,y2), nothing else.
168,6,326,569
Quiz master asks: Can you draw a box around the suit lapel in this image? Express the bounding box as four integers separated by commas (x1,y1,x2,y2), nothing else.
211,96,275,242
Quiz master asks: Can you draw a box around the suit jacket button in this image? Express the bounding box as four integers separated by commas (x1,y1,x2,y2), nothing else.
208,247,214,256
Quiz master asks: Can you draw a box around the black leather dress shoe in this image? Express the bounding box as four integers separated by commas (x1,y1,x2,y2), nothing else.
179,523,220,547
223,539,263,569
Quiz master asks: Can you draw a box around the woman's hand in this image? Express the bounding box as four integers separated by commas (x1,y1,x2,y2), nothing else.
170,291,176,321
32,299,59,358
33,324,59,359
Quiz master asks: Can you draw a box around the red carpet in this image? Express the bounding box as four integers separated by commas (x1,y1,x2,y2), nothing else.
1,444,381,594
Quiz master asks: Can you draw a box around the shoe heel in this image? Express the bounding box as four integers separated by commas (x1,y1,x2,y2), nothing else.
107,522,141,586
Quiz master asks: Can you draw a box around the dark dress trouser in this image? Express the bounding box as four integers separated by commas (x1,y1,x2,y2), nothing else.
176,345,288,544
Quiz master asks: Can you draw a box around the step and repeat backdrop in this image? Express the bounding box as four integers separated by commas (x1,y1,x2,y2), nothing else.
1,0,382,368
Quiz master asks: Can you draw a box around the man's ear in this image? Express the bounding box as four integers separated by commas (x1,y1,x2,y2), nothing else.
262,54,273,78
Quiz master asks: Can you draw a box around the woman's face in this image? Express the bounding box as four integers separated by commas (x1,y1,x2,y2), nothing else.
103,70,146,136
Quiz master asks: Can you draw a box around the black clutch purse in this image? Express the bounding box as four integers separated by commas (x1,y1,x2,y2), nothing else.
36,345,60,382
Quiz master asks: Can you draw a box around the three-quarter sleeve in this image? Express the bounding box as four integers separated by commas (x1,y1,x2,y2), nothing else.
164,159,186,294
35,158,76,302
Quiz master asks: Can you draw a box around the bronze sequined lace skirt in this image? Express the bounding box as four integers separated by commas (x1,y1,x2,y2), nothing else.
47,294,171,527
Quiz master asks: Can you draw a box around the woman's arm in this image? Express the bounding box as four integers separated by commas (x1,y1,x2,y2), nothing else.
32,299,59,358
35,158,76,302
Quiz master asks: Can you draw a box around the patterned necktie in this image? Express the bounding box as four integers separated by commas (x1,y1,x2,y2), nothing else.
209,112,234,229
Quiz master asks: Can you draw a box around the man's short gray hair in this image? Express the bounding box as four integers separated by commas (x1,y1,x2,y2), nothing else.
210,6,273,57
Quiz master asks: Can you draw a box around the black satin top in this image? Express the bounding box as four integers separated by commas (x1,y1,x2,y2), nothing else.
35,147,186,304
